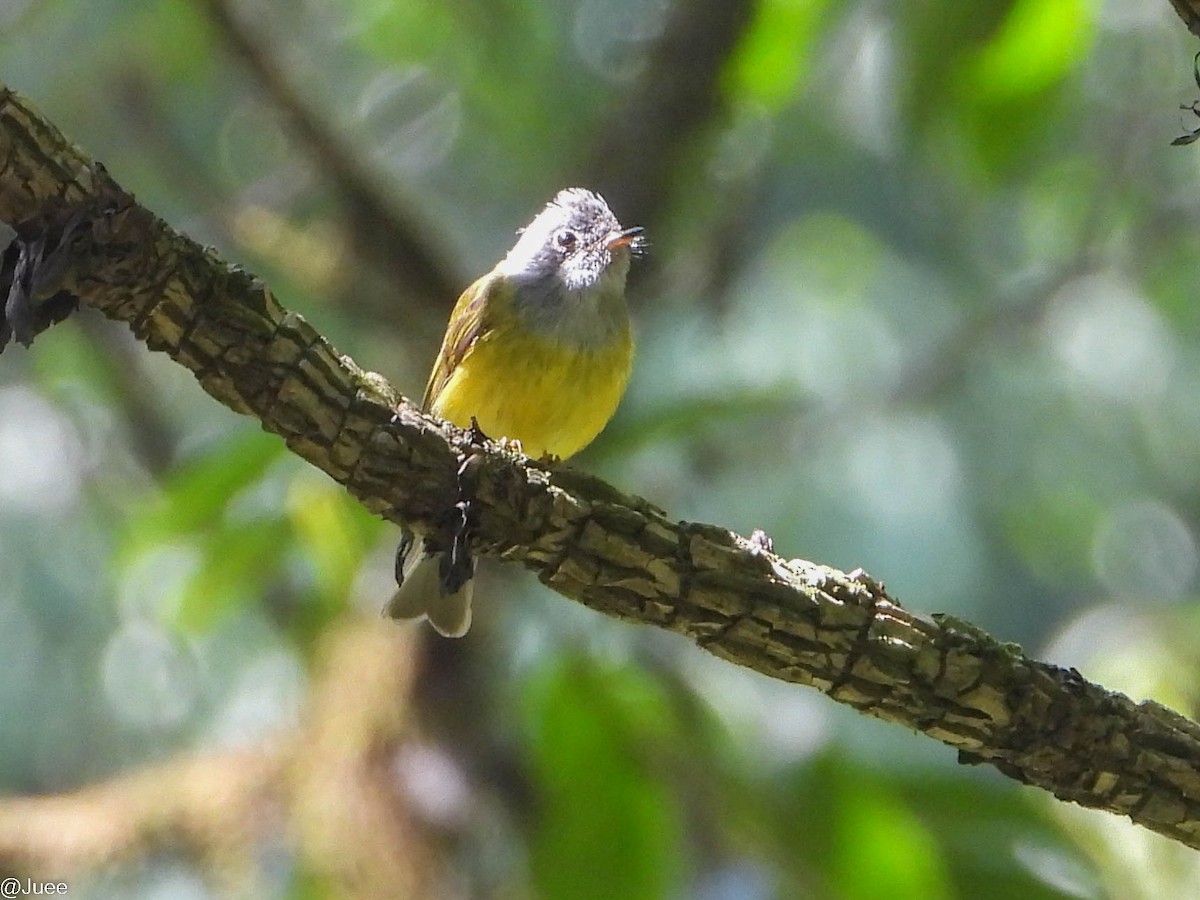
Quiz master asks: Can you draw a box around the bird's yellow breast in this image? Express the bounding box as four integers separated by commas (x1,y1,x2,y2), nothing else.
430,323,633,460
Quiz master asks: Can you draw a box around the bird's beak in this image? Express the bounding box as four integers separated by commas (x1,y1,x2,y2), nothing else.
604,226,644,251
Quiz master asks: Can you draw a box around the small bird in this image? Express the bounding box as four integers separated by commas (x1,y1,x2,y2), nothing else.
385,188,644,636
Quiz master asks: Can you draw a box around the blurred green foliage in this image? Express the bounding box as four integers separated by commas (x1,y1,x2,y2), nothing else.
4,0,1200,896
521,658,685,900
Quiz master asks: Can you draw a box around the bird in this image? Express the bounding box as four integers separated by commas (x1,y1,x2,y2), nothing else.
385,188,644,636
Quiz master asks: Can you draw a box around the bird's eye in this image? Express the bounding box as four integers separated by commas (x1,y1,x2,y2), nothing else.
554,230,578,251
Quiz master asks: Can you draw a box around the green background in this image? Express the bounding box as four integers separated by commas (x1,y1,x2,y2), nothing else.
2,0,1200,896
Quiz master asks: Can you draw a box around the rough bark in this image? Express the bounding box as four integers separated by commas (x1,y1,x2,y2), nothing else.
3,81,1200,853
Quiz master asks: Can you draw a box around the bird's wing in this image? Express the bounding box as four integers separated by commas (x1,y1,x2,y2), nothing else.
422,273,503,411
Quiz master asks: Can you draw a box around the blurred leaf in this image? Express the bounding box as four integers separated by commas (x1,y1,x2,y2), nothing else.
175,517,292,630
1000,488,1101,585
832,789,953,900
521,657,684,900
901,772,1096,900
962,0,1093,103
898,0,1015,132
773,752,1090,900
122,429,286,552
770,753,950,899
287,474,385,607
725,0,831,110
114,429,293,630
899,0,1096,176
783,213,884,302
28,325,122,407
343,0,461,65
122,0,215,85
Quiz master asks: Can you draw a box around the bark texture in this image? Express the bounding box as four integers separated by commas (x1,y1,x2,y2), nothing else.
4,81,1200,852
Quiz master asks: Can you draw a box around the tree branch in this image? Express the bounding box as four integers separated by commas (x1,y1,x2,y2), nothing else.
3,81,1200,853
1171,0,1200,37
0,745,284,879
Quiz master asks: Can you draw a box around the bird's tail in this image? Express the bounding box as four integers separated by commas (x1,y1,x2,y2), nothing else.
384,530,474,637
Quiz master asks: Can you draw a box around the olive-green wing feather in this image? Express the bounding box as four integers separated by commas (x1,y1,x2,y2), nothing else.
422,273,503,411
